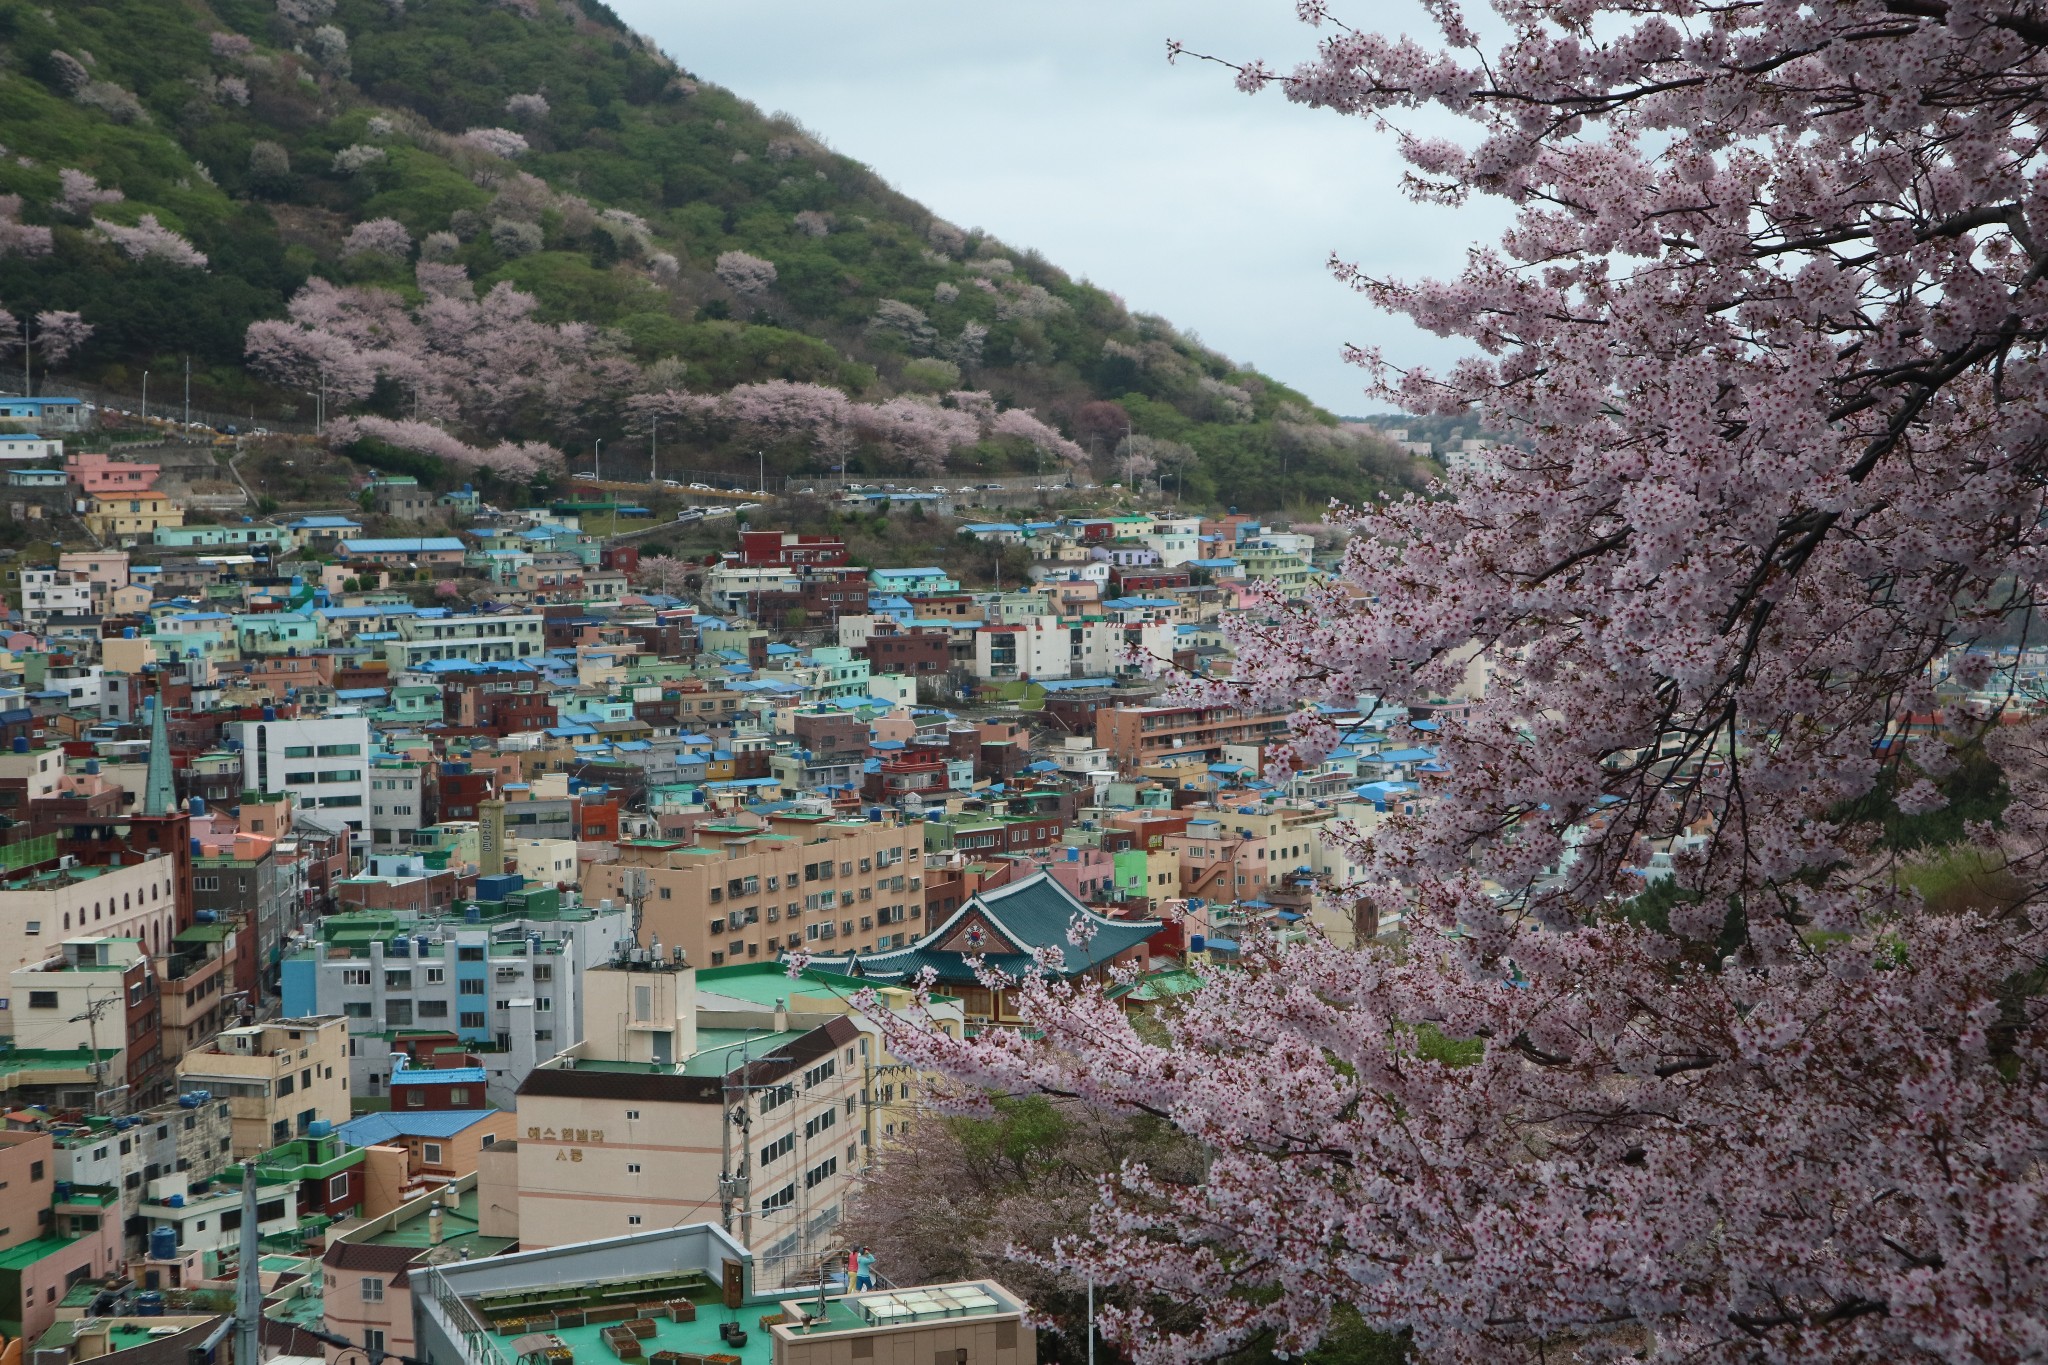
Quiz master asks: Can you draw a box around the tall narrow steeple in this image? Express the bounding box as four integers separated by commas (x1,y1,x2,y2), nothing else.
142,695,176,817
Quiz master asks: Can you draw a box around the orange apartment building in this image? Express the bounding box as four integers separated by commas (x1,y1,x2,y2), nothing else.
1094,703,1290,769
583,813,921,966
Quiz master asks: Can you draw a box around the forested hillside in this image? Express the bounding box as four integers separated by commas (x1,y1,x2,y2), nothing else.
0,0,1424,508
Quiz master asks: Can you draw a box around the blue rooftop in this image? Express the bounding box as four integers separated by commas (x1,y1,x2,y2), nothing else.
336,1109,501,1144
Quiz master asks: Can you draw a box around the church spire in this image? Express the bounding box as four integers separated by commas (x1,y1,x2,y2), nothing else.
143,696,176,817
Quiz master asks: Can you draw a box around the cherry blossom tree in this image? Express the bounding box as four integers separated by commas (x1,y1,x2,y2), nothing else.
505,92,549,124
461,127,528,159
870,3,2048,1364
341,216,412,260
326,415,561,481
0,196,52,259
93,214,207,269
210,32,253,58
632,554,692,596
332,145,387,176
714,249,777,299
34,312,92,367
991,406,1087,470
852,395,979,475
52,169,121,217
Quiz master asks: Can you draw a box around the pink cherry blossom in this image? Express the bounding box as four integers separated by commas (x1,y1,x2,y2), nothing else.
874,5,2048,1364
461,127,529,159
52,169,121,217
341,217,412,260
714,250,777,298
34,312,92,367
93,214,207,269
0,196,51,259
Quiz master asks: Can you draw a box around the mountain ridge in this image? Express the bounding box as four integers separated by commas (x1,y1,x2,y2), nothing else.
0,0,1427,510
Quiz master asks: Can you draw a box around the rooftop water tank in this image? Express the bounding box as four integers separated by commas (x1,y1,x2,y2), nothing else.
196,910,217,924
261,705,276,722
1190,934,1207,954
308,1119,332,1138
148,1227,176,1262
10,737,25,754
189,797,205,817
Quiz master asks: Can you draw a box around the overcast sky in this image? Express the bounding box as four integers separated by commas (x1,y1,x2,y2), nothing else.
610,0,1504,417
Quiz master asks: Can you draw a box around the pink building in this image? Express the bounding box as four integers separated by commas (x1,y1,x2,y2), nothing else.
64,451,160,498
0,1129,124,1341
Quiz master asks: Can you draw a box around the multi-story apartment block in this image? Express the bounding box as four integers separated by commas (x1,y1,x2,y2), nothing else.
48,1093,236,1247
236,712,373,828
174,1015,349,1156
0,854,183,971
279,899,631,1108
515,954,868,1260
1095,702,1291,769
369,756,429,850
583,812,922,965
383,611,545,669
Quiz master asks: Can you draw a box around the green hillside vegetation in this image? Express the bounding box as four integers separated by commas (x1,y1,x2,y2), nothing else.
0,0,1425,510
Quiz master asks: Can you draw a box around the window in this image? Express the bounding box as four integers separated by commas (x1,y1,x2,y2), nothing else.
459,979,485,995
627,1215,642,1226
535,997,553,1013
804,1109,836,1140
804,1157,838,1189
22,920,36,936
761,1183,796,1212
422,1143,442,1165
406,1091,425,1108
625,1109,640,1120
459,1012,485,1029
384,971,411,990
418,1000,448,1019
627,1163,642,1173
760,1133,795,1166
342,969,371,986
458,946,484,962
803,1059,836,1088
366,1332,385,1355
425,967,445,984
27,991,57,1010
532,965,552,983
328,1173,350,1202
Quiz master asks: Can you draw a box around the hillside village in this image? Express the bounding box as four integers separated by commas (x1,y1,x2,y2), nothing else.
0,399,1470,1365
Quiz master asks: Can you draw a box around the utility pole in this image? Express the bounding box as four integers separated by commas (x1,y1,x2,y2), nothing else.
649,418,658,486
183,354,191,429
593,437,603,479
235,1162,262,1365
757,448,765,496
21,316,30,398
141,369,149,423
69,994,119,1114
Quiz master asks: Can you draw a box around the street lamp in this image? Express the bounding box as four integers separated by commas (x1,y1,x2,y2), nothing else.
593,437,603,479
141,369,150,423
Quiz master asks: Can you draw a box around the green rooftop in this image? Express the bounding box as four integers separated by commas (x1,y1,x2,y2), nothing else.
361,1187,514,1258
0,1233,88,1270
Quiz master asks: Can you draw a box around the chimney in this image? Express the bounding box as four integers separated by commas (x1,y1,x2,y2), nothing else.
428,1204,444,1246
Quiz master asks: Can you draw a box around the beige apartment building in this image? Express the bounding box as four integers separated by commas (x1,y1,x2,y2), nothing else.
174,1016,349,1156
582,812,922,965
514,955,867,1264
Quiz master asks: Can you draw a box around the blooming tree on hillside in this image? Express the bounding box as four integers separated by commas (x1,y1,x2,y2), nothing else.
246,271,633,449
632,555,693,596
341,216,412,260
461,127,529,159
34,312,92,367
0,196,52,259
52,169,122,218
93,214,207,269
713,250,777,299
871,3,2048,1364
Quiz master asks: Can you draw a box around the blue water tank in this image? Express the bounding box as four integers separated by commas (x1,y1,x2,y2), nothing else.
189,838,202,857
464,904,482,923
308,1119,332,1139
196,910,217,924
415,935,430,956
261,705,276,722
54,1182,71,1201
390,937,410,956
1190,934,1207,953
1066,847,1079,861
867,806,883,822
123,626,137,639
135,1290,165,1316
9,736,24,754
177,1094,198,1109
149,1227,177,1261
189,797,205,816
164,1194,184,1208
